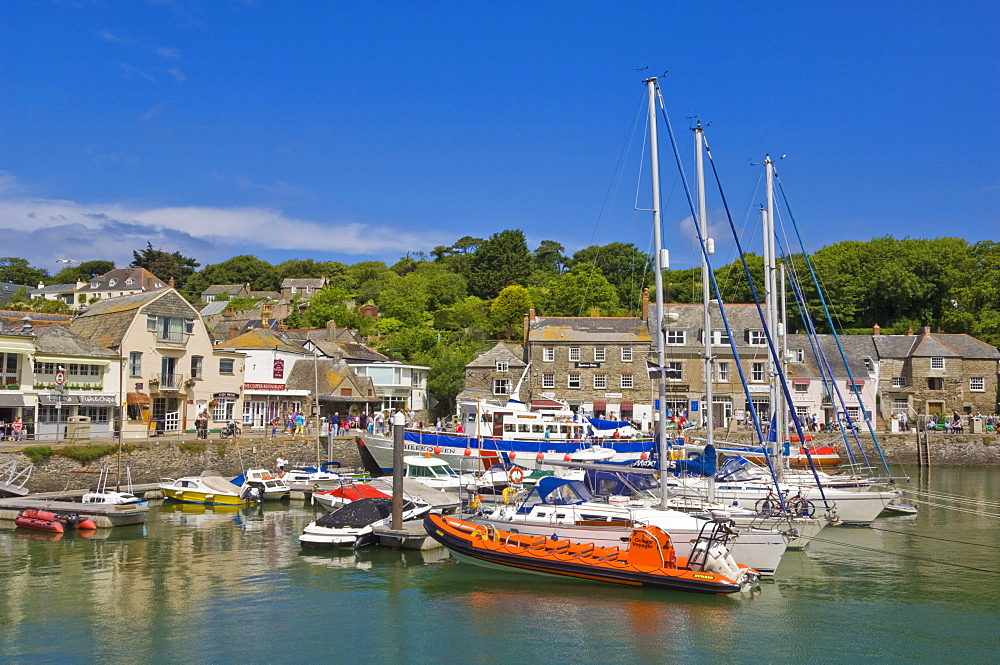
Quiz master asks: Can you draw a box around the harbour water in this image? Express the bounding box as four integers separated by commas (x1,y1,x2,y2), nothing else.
1,467,997,664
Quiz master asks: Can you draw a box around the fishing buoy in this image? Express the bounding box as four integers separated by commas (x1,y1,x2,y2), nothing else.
640,452,648,460
464,447,472,456
509,452,516,460
536,452,544,461
433,446,442,454
563,454,572,462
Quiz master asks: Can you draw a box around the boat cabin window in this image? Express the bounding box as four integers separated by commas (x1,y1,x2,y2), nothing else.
518,424,530,433
504,424,516,433
532,424,544,433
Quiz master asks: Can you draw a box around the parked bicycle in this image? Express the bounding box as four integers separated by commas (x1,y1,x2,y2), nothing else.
220,420,242,438
755,490,816,517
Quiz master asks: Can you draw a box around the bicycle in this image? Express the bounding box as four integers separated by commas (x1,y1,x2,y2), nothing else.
220,421,242,438
755,490,815,517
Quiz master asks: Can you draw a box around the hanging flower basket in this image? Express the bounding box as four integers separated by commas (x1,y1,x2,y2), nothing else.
184,378,196,388
209,399,219,407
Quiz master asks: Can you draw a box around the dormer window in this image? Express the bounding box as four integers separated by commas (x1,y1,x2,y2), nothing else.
90,282,99,288
125,278,134,285
108,279,116,286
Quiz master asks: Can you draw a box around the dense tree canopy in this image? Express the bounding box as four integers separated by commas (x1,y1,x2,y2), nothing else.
131,242,199,287
0,257,48,286
465,229,532,299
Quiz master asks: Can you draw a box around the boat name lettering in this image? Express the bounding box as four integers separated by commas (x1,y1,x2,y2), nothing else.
692,573,715,580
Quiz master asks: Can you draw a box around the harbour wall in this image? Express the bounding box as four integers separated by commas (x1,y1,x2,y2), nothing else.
5,431,998,494
703,430,1000,467
5,435,366,494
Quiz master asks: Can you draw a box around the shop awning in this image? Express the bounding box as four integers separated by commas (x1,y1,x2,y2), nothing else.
792,379,810,385
0,394,25,407
127,392,151,405
38,395,78,406
593,401,607,411
620,401,634,411
530,399,564,409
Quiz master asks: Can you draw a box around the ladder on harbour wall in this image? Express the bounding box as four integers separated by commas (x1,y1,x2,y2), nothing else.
916,427,931,467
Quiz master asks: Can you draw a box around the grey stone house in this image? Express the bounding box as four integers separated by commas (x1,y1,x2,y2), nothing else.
873,327,1000,421
459,342,527,402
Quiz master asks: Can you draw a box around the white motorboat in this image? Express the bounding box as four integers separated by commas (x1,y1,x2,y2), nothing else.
403,456,499,493
281,462,346,491
471,477,789,576
298,497,431,549
232,468,290,500
312,481,393,511
82,469,146,506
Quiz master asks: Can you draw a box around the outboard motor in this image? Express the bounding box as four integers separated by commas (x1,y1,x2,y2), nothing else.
240,485,262,503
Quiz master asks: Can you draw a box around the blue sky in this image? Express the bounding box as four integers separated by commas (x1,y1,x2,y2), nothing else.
1,1,996,275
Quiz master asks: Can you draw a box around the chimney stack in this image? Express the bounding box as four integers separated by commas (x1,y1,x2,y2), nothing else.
641,289,650,321
589,308,600,317
326,319,336,340
873,323,881,335
168,278,175,288
923,326,932,335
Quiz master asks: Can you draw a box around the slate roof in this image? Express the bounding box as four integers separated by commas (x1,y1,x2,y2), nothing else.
215,328,309,354
283,327,364,344
786,334,876,379
75,267,168,294
202,284,248,296
210,319,282,341
199,300,230,317
873,332,1000,360
249,291,281,300
281,278,327,288
68,290,195,349
29,325,118,358
0,310,74,328
466,342,527,369
285,357,378,401
29,283,77,296
529,317,652,344
313,339,391,363
0,282,21,302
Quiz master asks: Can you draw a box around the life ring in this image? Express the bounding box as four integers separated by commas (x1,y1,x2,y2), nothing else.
471,527,486,540
508,467,525,484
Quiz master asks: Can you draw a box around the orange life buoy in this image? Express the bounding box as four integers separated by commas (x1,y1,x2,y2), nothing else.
508,467,525,484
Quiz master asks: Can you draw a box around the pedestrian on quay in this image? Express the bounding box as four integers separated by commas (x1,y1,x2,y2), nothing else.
295,412,305,435
330,412,340,436
11,416,23,441
276,455,287,477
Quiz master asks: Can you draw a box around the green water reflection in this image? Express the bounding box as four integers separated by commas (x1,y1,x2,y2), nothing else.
0,467,997,664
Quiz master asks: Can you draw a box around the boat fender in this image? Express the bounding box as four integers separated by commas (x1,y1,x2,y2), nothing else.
508,467,524,484
312,484,320,492
470,494,481,510
501,487,518,504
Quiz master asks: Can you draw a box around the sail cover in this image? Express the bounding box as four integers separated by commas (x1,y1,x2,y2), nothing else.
315,497,412,528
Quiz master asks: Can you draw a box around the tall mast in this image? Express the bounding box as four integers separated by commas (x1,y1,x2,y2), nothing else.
645,77,669,510
694,123,713,448
763,155,783,459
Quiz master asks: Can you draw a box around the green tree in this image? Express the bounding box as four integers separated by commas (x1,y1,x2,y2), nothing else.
0,258,48,286
434,296,490,331
569,243,652,312
50,260,115,284
466,229,532,299
131,242,199,287
183,255,279,300
489,285,533,338
533,240,567,274
542,262,619,316
412,338,481,416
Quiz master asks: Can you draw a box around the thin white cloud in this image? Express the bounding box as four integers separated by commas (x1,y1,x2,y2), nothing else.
113,61,156,82
140,105,166,121
167,68,186,83
0,195,439,268
212,173,306,197
156,46,180,60
99,30,131,44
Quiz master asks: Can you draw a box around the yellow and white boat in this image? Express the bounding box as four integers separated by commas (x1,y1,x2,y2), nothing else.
158,471,252,506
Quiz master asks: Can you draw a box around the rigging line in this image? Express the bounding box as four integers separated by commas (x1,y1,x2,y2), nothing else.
805,536,1000,575
776,176,892,478
653,91,786,509
868,526,1000,549
905,489,1000,508
900,496,1000,519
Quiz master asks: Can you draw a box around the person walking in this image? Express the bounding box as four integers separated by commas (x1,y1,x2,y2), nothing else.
11,416,23,441
295,412,305,435
330,412,341,437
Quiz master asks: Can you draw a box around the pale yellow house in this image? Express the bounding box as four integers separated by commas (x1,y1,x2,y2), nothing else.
68,289,244,437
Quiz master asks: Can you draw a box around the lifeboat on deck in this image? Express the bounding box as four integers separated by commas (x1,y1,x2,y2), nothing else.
424,513,759,595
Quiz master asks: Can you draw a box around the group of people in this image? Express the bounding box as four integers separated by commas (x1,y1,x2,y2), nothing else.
194,411,210,439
